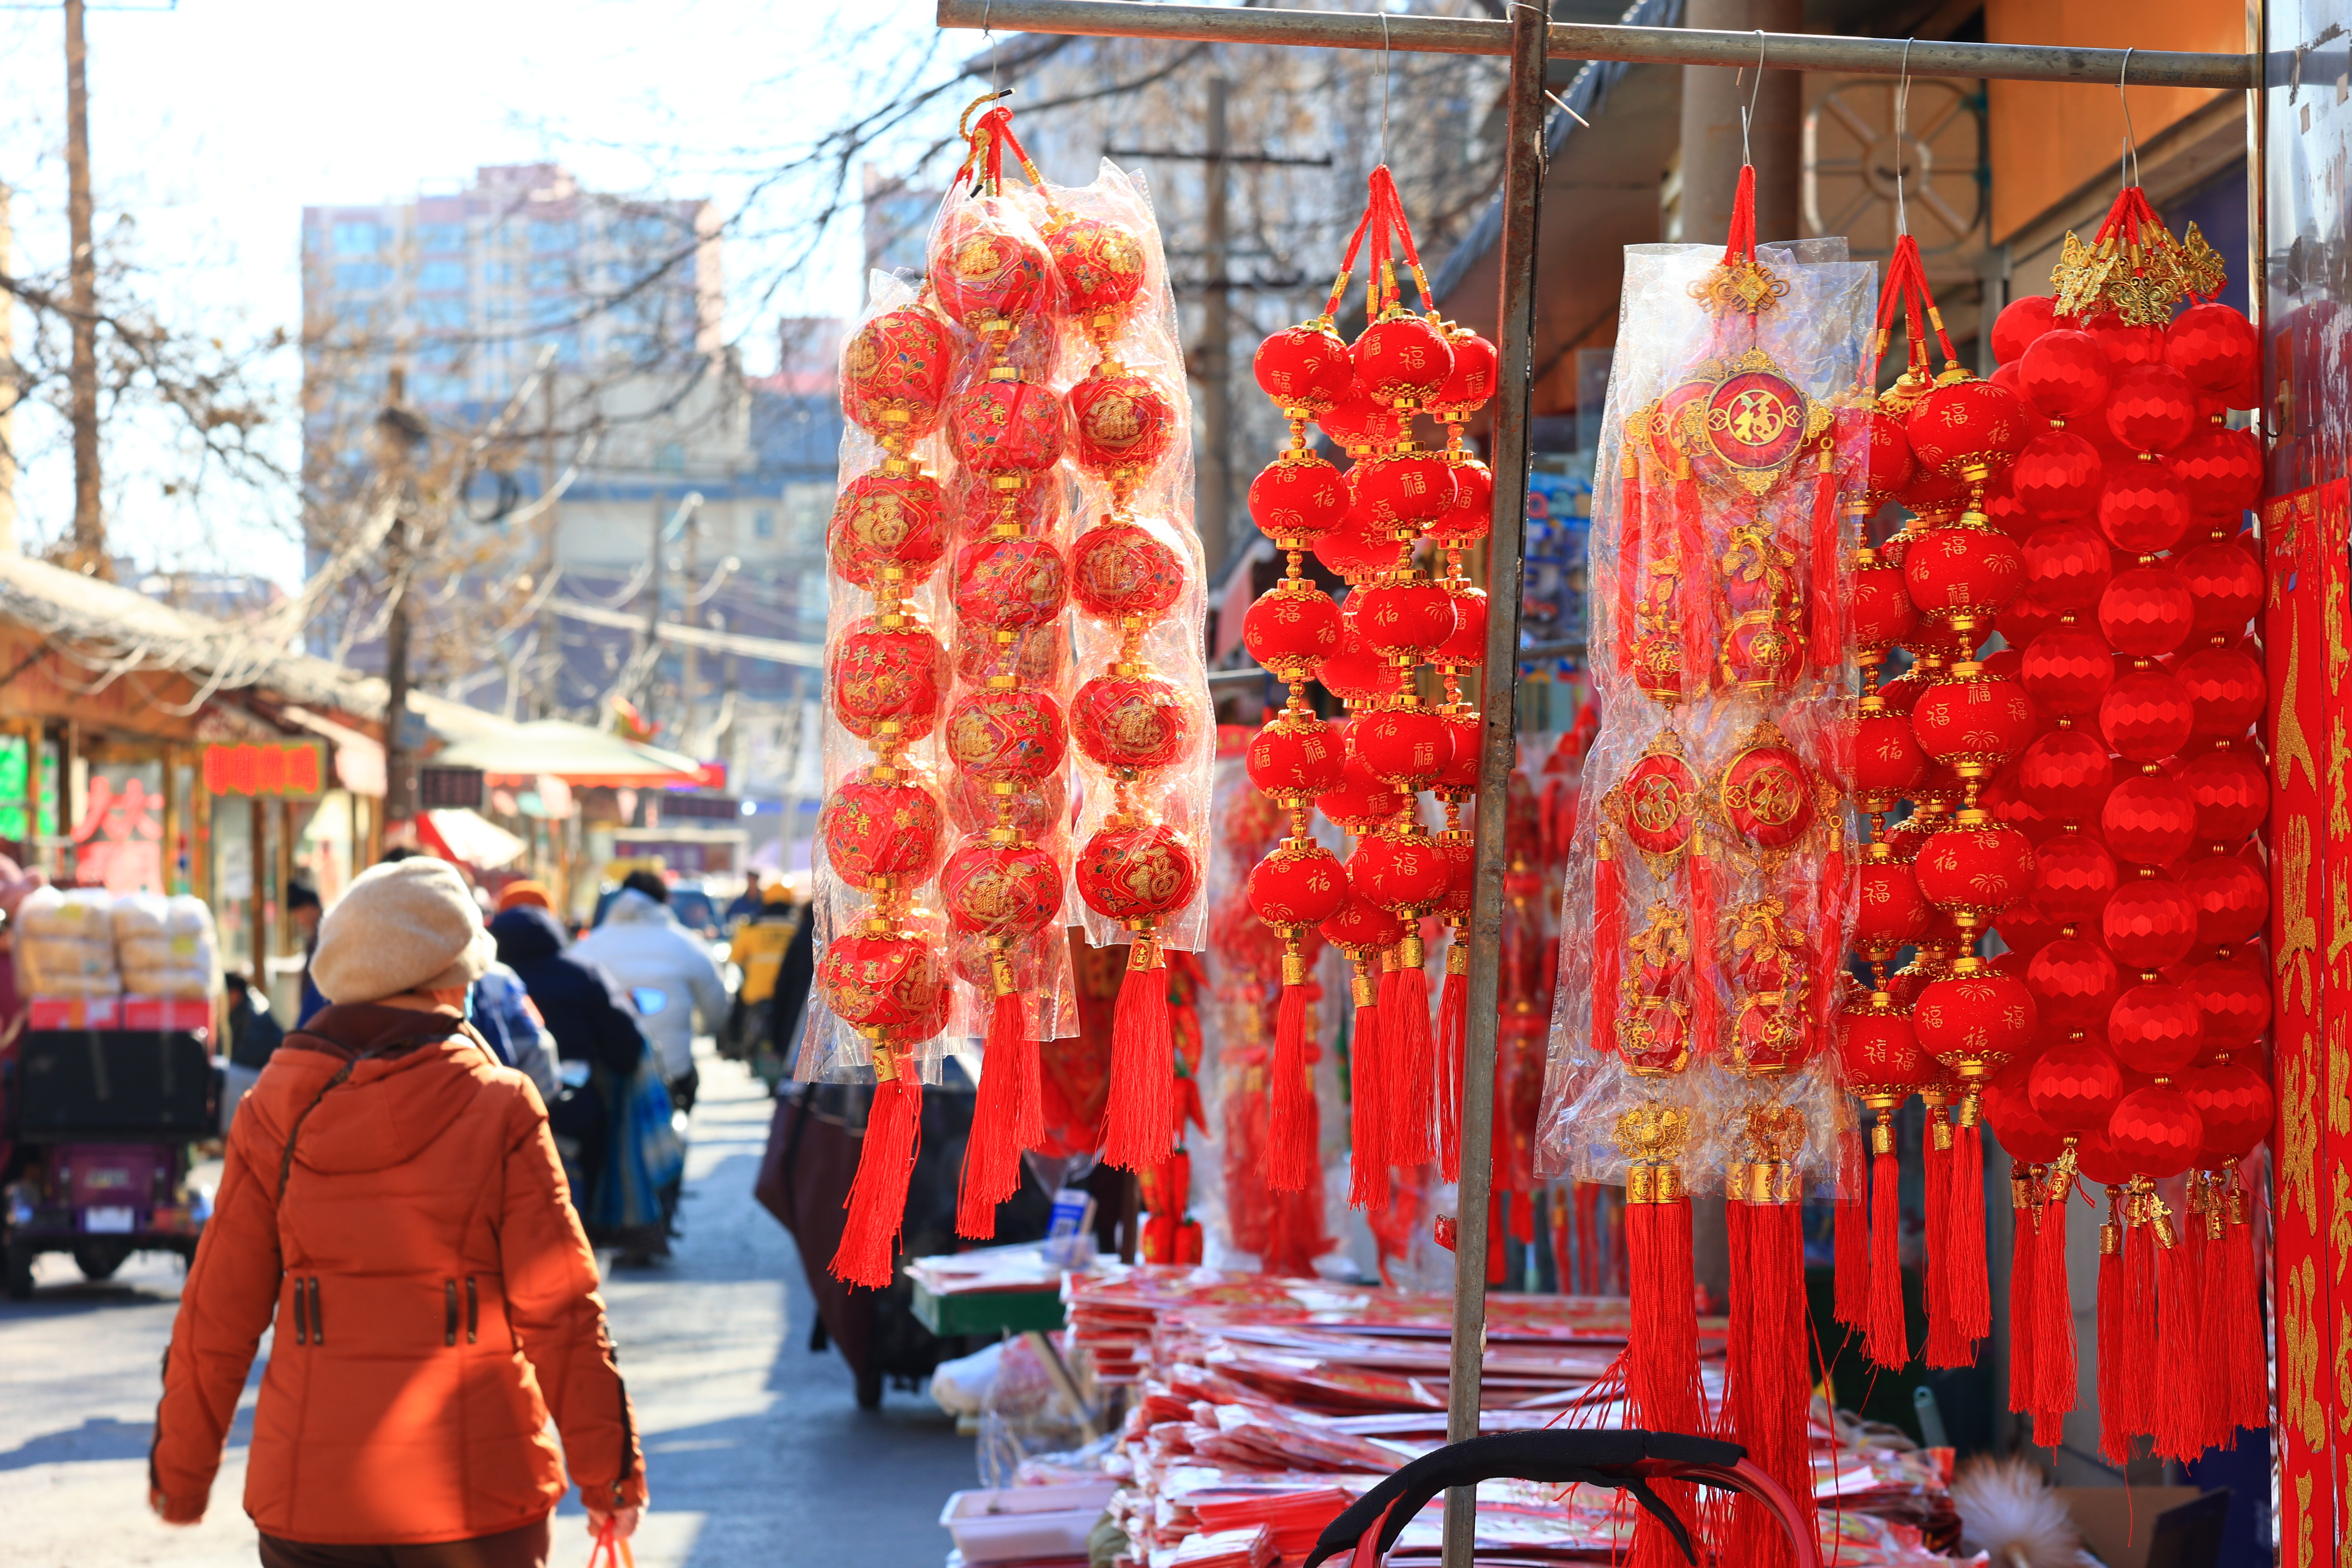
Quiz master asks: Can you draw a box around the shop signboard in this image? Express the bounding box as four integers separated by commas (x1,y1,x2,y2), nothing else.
201,740,326,800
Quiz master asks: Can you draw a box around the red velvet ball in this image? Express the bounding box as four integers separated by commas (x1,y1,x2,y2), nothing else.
1353,578,1457,659
2096,460,2192,552
1911,668,2037,769
954,618,1066,690
1313,509,1400,582
2034,831,2120,924
2104,363,2199,453
829,469,949,588
2088,312,2167,369
2101,874,2200,969
1244,583,1343,680
1993,295,2058,364
1849,706,1929,802
2175,643,2266,737
2098,565,2196,657
1876,664,1931,717
2108,980,2205,1075
2107,1083,2205,1178
1837,994,1925,1093
1984,472,2038,543
1253,322,1354,414
1348,829,1452,915
1246,710,1345,802
2100,667,2196,760
1349,449,1458,529
2012,432,2104,520
944,687,1069,782
2177,533,2264,637
1317,612,1396,703
2030,1033,2125,1132
1353,315,1455,407
2165,302,2259,395
1075,822,1201,924
1349,705,1454,793
954,536,1069,630
2017,729,2116,820
1982,763,2055,844
1435,710,1481,795
1320,889,1405,953
1437,585,1488,667
1071,521,1184,624
1997,902,2064,958
1910,378,2035,477
1985,1082,2069,1162
1902,462,1972,519
1246,839,1349,930
948,378,1067,473
1314,750,1404,831
1248,454,1350,545
832,619,947,740
1432,330,1499,416
2178,853,2269,949
1915,820,2037,919
2075,1128,2139,1187
2170,426,2263,519
1072,676,1192,773
2028,936,2122,1024
1438,830,1476,913
1914,968,2040,1071
1906,522,2028,622
940,839,1063,938
1068,366,1178,483
1996,594,2067,653
2102,770,2199,867
821,771,946,889
2021,627,2119,719
2019,329,2113,423
816,932,947,1039
1853,855,1931,951
1991,359,2034,413
1863,408,1917,510
2022,522,2116,606
841,306,959,441
1315,381,1405,451
1047,213,1147,319
2184,960,2272,1050
2183,1060,2272,1162
1430,458,1495,549
2177,748,2269,840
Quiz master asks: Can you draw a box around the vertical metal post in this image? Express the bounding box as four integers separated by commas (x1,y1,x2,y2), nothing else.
1198,75,1234,582
1443,5,1546,1566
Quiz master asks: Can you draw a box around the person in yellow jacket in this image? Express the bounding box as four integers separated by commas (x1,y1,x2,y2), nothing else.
720,880,811,1078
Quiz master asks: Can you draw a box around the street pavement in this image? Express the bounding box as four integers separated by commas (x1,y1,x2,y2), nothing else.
0,1044,979,1568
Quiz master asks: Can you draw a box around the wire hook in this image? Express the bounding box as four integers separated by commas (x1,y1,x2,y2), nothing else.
1378,6,1393,168
984,0,998,98
1893,37,1914,239
1734,29,1766,168
2117,46,2141,189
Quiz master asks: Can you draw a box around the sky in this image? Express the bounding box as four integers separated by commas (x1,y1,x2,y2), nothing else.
0,0,954,588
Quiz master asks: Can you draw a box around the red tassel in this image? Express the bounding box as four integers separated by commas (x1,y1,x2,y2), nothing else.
2190,1182,2226,1453
2097,1189,2131,1466
1591,840,1623,1058
1346,956,1387,1212
1267,963,1317,1194
1384,940,1436,1169
1922,1109,1969,1368
1808,438,1843,674
2031,1178,2076,1448
2119,1197,2157,1440
2006,1164,2038,1418
1864,1135,1909,1369
1615,442,1645,679
1726,1194,1814,1568
831,1067,922,1289
1811,839,1848,1039
2227,1186,2266,1432
1949,1108,1990,1347
955,989,1029,1239
1723,162,1758,262
1627,1193,1706,1568
1832,1122,1868,1332
2153,1210,2198,1461
1437,941,1468,1184
1101,938,1175,1171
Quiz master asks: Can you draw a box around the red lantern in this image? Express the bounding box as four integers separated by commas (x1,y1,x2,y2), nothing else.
1249,454,1350,545
2107,1084,2204,1179
2015,729,2115,821
2175,643,2266,738
2178,853,2269,949
947,768,1066,842
1914,966,2040,1078
2182,1060,2272,1162
1348,828,1452,918
2101,873,2200,970
954,536,1069,630
1246,839,1349,930
1246,710,1346,804
2177,533,2264,636
2165,302,2259,395
2177,747,2269,840
1046,214,1148,343
2101,769,2198,867
1849,703,1929,805
1312,510,1399,583
1070,522,1184,625
2108,980,2204,1075
1992,295,2057,364
2033,831,2119,925
1350,449,1459,529
1354,315,1454,407
1349,705,1455,793
2017,329,2112,423
821,772,946,888
1838,991,1925,1092
841,306,958,441
1254,322,1354,414
1863,409,1917,510
1072,676,1193,774
830,470,949,588
1353,578,1458,659
1915,818,2036,922
929,198,1053,335
1430,459,1495,549
1430,330,1499,417
940,840,1064,938
1853,554,1920,654
1437,585,1488,668
2104,363,2198,453
817,932,949,1040
948,464,1059,541
2011,432,2104,519
1316,381,1405,451
944,688,1069,782
1854,852,1932,955
1315,750,1405,832
2170,426,2263,519
2028,1033,2125,1131
1911,667,2036,775
1434,710,1481,797
2028,937,2121,1024
833,620,948,741
1908,379,2034,479
1069,366,1179,486
2100,666,2196,761
1905,521,2027,628
2183,961,2272,1051
2095,461,2192,553
2021,627,2119,718
1317,612,1397,703
1075,822,1201,925
948,379,1067,473
1243,582,1343,680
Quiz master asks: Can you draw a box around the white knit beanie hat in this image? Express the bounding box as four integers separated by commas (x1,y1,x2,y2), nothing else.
311,858,497,1005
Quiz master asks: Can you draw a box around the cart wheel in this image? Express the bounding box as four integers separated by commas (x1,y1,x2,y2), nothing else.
72,1239,132,1282
855,1363,883,1410
4,1241,35,1301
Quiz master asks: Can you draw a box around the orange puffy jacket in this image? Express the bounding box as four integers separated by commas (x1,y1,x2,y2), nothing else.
152,1003,647,1544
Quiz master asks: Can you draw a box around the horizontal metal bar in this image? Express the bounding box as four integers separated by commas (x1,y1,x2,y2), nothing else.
1105,145,1335,166
1202,639,1586,688
937,0,2258,90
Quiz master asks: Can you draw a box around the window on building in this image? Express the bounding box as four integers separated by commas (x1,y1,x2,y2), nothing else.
753,508,775,539
417,259,468,292
655,443,686,473
529,220,578,253
527,258,573,292
527,296,573,329
482,260,515,287
415,223,467,254
781,482,832,551
334,262,391,291
332,220,382,255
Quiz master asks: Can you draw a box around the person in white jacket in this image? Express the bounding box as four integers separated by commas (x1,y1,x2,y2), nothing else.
573,871,729,1111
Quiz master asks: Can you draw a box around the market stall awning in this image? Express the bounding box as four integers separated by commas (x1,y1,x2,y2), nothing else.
428,720,703,787
418,808,528,870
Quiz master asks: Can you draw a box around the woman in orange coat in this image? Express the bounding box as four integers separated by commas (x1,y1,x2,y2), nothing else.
152,857,648,1567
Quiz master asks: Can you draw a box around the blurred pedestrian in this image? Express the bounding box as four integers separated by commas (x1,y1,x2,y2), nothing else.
573,870,726,1115
286,879,325,1027
151,856,645,1564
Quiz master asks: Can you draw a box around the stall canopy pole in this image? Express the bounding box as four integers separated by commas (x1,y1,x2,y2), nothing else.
937,0,2256,90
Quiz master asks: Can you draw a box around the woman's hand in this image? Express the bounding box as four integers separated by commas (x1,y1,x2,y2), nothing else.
588,1506,642,1541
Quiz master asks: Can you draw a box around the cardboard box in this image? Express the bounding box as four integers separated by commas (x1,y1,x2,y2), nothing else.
28,996,119,1030
2055,1485,2203,1568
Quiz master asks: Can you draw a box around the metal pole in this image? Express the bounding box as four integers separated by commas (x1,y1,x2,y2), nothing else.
934,0,2256,89
1198,74,1234,583
62,0,103,575
1443,6,1544,1565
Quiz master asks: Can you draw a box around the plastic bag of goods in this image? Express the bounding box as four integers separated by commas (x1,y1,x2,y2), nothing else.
115,894,221,999
13,886,122,997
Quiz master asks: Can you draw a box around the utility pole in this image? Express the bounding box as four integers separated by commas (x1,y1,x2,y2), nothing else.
62,0,103,574
680,504,699,751
376,368,427,825
643,493,665,719
0,181,15,555
1197,74,1232,585
535,372,559,718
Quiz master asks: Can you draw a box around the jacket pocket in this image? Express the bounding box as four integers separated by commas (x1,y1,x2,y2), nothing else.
444,1279,458,1348
307,1278,323,1346
465,1277,479,1345
290,1277,308,1346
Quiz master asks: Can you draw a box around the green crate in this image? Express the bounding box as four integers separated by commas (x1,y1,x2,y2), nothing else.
909,1278,1067,1337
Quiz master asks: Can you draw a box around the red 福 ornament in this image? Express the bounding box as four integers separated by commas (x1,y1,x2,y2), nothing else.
1354,313,1454,407
1046,214,1148,347
832,620,947,741
1249,455,1349,545
821,772,946,888
1069,522,1184,624
940,840,1063,939
930,197,1052,337
949,379,1067,473
944,688,1068,782
1244,582,1343,680
1254,321,1354,414
1068,366,1178,485
1246,709,1346,803
1070,677,1191,774
953,536,1069,630
841,306,958,441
